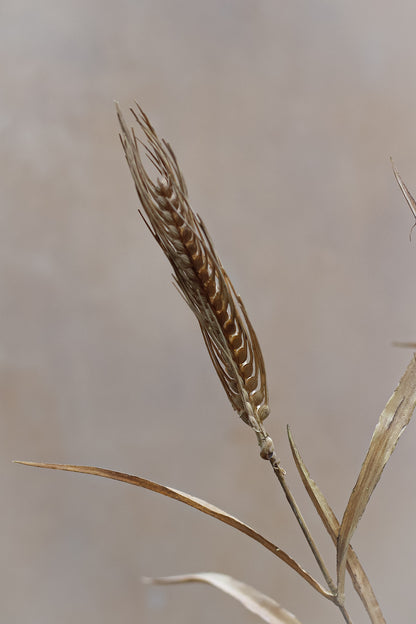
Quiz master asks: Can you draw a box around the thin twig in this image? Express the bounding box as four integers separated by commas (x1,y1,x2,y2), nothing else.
269,456,336,593
267,453,354,624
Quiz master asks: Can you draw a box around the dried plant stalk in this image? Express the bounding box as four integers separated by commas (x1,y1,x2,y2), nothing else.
288,427,386,624
115,104,343,608
116,103,271,445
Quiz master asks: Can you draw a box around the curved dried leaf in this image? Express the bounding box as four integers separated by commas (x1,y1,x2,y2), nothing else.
288,427,386,624
391,158,416,240
337,356,416,601
144,572,302,624
14,461,330,598
393,341,416,349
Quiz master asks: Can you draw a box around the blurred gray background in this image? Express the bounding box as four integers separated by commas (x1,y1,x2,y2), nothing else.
2,2,416,623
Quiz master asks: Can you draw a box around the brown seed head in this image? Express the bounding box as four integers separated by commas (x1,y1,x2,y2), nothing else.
116,103,270,429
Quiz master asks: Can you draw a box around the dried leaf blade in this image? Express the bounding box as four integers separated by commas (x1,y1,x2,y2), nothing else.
288,427,338,537
337,356,416,600
288,428,386,624
391,158,416,240
393,341,416,349
14,461,330,598
144,572,302,624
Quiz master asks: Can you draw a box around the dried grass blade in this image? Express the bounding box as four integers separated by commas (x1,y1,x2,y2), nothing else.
144,572,302,624
391,158,416,240
116,103,269,430
392,341,416,349
287,428,386,624
337,356,416,601
14,460,331,599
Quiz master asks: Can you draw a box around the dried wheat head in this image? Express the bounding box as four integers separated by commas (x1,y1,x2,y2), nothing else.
117,103,270,436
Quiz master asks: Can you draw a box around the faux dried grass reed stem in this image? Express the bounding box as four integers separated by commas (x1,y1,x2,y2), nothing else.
116,103,356,624
13,90,416,624
18,103,414,624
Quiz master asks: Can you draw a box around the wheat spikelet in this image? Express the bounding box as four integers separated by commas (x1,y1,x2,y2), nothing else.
116,103,270,433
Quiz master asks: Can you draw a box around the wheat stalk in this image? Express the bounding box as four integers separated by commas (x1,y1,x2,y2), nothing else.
18,104,412,624
116,103,272,454
115,104,353,609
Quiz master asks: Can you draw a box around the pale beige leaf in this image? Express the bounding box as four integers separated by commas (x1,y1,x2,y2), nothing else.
14,461,330,598
288,427,386,624
391,158,416,240
393,341,416,349
337,356,416,601
144,572,302,624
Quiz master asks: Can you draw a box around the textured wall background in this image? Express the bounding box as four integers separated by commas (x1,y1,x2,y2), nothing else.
2,2,416,623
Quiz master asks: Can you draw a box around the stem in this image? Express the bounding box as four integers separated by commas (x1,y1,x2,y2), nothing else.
268,455,354,624
255,428,355,623
339,604,354,624
269,456,337,594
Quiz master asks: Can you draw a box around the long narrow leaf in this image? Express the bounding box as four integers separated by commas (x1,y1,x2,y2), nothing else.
14,461,331,599
337,356,416,601
144,572,302,624
288,427,386,624
393,341,416,349
391,159,416,240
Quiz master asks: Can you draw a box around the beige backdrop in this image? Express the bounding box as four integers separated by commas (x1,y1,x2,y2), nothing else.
2,2,416,623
